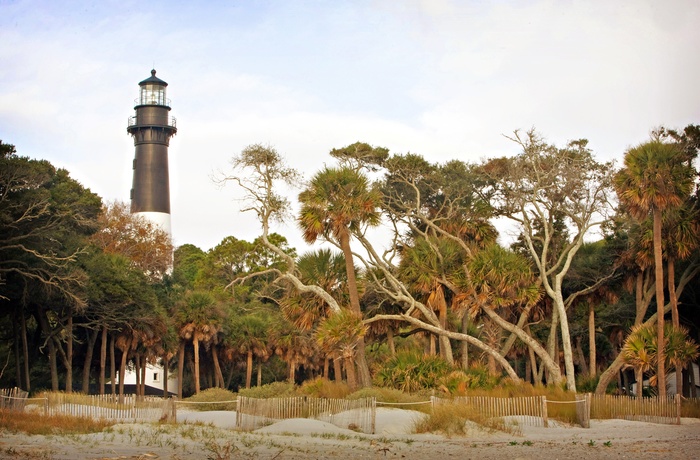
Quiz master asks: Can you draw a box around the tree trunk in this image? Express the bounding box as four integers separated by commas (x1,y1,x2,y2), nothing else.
118,337,132,400
653,208,666,398
461,315,469,369
212,347,224,388
257,363,262,387
344,355,357,389
140,356,147,398
177,341,185,399
193,336,201,394
553,287,577,392
387,328,396,357
246,351,253,389
333,357,342,382
289,358,296,383
338,229,372,387
99,326,107,395
482,306,562,385
65,313,73,393
588,303,596,379
35,307,59,391
12,309,22,388
82,328,99,393
575,336,589,378
163,353,169,396
435,289,454,364
20,312,30,392
635,367,643,400
668,257,682,395
134,353,141,398
110,335,116,396
323,357,330,379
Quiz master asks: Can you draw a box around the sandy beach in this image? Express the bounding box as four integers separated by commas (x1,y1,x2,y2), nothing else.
1,408,699,459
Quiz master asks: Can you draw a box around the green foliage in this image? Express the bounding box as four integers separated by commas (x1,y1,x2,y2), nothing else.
237,381,298,399
374,352,453,392
439,367,501,394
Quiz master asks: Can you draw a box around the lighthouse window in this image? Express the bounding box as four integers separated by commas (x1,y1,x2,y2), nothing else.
141,84,165,105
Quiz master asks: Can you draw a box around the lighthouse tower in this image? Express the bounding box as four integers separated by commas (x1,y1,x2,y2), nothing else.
127,69,177,236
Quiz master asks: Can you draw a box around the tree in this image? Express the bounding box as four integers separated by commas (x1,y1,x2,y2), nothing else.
482,130,615,391
622,324,656,399
298,165,382,387
174,291,226,394
615,140,695,397
91,201,173,281
0,142,102,392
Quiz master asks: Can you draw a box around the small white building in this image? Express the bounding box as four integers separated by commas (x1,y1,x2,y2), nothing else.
632,363,700,397
118,360,179,396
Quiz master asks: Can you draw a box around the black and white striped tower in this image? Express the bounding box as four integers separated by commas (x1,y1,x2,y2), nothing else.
127,69,177,236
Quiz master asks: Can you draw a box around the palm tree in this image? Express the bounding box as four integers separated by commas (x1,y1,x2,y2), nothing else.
174,291,225,395
456,243,543,377
665,325,699,396
298,166,382,387
398,236,465,364
622,324,656,400
228,313,271,389
315,310,368,389
280,249,347,331
615,140,695,397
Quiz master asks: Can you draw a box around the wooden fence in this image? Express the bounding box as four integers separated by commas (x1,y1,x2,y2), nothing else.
236,396,376,434
590,394,681,425
432,395,550,427
0,387,28,412
41,393,170,422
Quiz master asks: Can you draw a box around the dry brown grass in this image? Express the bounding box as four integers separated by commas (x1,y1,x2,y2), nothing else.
0,408,114,435
414,403,519,436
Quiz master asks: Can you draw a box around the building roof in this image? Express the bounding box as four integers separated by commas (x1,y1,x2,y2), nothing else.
139,69,168,87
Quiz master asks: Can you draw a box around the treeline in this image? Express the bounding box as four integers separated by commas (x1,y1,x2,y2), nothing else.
0,126,698,397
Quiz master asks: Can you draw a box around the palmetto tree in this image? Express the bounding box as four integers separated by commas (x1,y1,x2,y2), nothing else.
174,291,225,395
298,166,382,387
615,140,695,397
315,309,368,389
622,324,656,400
398,236,465,364
665,325,699,396
229,313,271,389
280,249,348,331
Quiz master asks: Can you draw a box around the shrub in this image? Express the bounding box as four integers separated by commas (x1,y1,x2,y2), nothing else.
300,377,352,399
183,388,237,411
413,403,516,436
374,352,453,392
439,366,501,394
238,381,297,399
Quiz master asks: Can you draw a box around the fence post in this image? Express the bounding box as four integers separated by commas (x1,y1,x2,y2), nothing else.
541,396,548,428
371,397,376,435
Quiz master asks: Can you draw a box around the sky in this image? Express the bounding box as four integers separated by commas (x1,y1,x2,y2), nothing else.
1,0,699,253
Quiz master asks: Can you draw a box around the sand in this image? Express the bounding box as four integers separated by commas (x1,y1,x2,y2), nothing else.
1,408,699,459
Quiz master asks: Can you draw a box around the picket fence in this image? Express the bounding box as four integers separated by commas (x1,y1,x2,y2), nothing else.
1,389,687,429
432,395,550,427
0,387,28,411
590,394,681,425
236,396,376,434
42,393,170,422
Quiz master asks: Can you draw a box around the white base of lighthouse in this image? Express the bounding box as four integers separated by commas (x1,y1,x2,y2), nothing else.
135,211,172,238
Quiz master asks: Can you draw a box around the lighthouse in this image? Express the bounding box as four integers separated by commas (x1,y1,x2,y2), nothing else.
127,69,177,236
